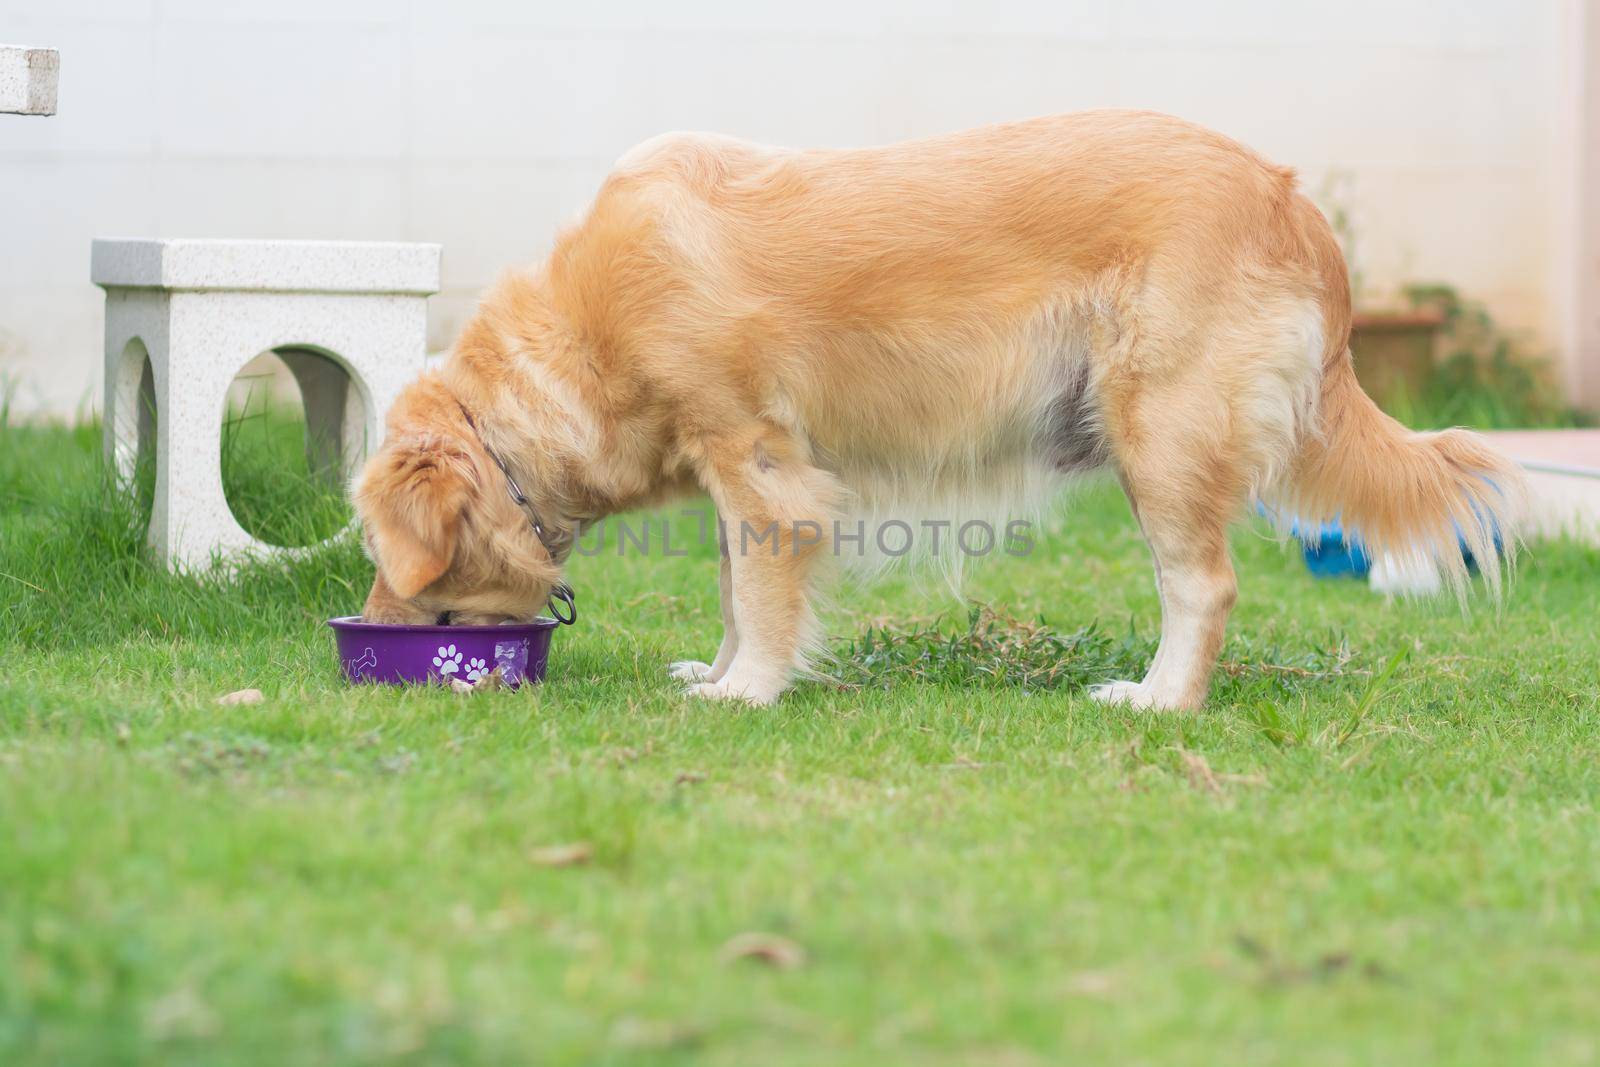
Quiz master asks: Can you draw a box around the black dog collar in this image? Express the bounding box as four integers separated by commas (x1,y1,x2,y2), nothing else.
456,401,577,626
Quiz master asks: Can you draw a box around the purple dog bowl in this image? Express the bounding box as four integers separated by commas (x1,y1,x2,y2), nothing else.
327,616,559,688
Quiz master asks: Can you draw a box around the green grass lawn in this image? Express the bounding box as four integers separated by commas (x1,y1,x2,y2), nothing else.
2,416,1598,1067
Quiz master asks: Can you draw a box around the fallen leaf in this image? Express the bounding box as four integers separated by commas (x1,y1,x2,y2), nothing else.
1317,951,1353,975
1234,933,1270,960
144,986,220,1040
215,688,263,707
674,770,706,785
937,756,992,770
608,1016,702,1051
1216,771,1269,787
719,931,807,970
1065,969,1117,997
1174,746,1220,794
450,670,507,695
529,842,593,867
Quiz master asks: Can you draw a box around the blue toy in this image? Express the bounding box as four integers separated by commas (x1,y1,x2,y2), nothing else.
1300,522,1371,578
1294,520,1496,581
1257,503,1497,583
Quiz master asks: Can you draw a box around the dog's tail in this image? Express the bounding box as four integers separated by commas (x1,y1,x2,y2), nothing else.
1275,347,1525,598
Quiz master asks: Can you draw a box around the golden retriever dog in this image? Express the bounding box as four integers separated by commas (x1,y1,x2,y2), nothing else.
355,110,1523,710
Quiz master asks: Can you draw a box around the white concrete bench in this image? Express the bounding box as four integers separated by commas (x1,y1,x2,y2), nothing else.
0,45,58,115
93,238,441,569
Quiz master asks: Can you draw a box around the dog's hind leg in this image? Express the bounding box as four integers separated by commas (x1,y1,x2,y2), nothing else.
1087,279,1323,710
1090,379,1246,711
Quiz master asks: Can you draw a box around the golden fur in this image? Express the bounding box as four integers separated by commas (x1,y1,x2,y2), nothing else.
354,110,1525,709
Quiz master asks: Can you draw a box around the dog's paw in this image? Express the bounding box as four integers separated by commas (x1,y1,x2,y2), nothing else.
1088,680,1195,712
684,677,780,706
668,660,715,682
1088,679,1157,709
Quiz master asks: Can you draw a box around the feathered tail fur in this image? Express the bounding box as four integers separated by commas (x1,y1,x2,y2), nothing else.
1275,350,1526,598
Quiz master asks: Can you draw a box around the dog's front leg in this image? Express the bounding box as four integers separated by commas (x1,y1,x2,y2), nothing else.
668,535,739,683
685,519,815,704
682,438,836,705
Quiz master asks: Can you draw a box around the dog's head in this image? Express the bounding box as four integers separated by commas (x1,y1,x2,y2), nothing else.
353,375,565,626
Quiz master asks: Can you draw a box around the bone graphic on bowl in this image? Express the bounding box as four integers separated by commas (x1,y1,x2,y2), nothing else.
348,647,377,673
494,640,529,683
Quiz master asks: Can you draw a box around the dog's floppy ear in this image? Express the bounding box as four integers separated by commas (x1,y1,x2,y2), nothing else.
355,436,476,600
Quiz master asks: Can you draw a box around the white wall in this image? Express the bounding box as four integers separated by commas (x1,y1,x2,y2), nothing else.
0,0,1575,417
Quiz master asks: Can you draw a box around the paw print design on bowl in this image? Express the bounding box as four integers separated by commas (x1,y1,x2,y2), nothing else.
432,644,463,677
464,657,488,683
